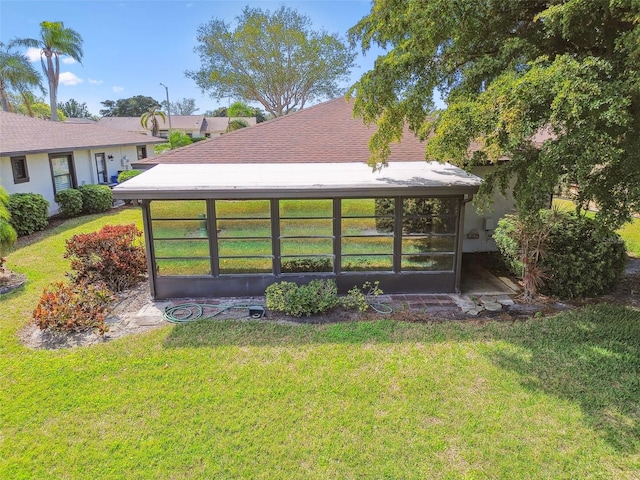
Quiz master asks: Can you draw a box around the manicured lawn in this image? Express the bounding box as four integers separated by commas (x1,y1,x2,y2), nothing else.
553,198,640,257
1,207,639,479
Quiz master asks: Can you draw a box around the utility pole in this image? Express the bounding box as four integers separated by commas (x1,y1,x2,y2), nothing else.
159,82,172,130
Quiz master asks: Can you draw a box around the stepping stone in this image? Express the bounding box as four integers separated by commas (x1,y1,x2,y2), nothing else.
449,294,478,310
465,306,484,316
483,302,503,312
494,295,515,306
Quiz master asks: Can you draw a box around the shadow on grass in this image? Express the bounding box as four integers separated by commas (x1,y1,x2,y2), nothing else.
164,304,640,453
487,304,640,453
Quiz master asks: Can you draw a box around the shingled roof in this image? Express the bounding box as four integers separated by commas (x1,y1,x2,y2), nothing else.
0,111,163,157
136,98,431,166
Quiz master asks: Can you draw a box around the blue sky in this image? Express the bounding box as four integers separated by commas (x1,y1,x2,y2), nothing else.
0,0,385,117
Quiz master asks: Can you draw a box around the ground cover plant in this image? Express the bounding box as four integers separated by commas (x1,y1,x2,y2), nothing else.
1,207,639,479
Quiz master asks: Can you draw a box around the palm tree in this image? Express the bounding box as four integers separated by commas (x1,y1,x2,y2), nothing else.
140,107,166,137
0,42,45,113
11,21,83,121
155,130,193,154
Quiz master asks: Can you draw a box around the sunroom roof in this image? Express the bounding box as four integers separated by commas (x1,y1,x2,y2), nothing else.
112,161,482,200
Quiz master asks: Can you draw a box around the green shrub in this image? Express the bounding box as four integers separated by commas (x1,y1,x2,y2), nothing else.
494,210,627,299
79,184,112,214
65,224,147,292
342,281,384,313
543,215,627,298
117,169,143,183
493,214,522,275
281,257,333,273
8,193,49,236
265,279,340,317
55,188,83,218
32,281,114,335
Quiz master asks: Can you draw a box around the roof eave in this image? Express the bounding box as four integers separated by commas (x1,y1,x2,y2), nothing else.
1,139,164,157
112,184,480,200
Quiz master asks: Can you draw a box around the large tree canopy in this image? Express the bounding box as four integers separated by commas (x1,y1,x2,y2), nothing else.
58,98,94,119
349,0,640,227
99,95,161,117
162,97,199,116
187,6,357,117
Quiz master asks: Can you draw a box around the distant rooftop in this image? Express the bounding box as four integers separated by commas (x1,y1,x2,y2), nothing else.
0,110,162,156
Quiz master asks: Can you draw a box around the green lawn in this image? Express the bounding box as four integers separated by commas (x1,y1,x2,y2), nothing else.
553,198,640,257
1,207,639,479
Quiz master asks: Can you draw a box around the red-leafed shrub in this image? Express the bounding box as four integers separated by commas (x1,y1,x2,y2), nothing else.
33,281,114,335
65,224,147,292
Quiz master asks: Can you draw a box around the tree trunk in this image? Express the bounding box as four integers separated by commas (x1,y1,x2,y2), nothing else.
45,54,58,121
0,81,10,112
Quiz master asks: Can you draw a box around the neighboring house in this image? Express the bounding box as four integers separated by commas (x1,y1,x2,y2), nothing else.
0,111,164,215
115,98,518,299
97,115,257,139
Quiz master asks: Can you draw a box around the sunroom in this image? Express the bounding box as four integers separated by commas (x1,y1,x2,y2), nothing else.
112,161,481,300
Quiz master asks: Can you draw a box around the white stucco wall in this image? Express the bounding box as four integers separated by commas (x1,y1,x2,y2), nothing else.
462,165,517,252
1,143,156,215
1,153,56,212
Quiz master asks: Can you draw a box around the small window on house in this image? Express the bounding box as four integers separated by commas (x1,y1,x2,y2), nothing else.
137,145,147,160
11,156,29,184
186,132,193,138
204,133,211,138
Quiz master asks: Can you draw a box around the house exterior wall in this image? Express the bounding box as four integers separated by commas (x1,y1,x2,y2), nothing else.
1,143,157,215
462,166,517,253
1,152,55,211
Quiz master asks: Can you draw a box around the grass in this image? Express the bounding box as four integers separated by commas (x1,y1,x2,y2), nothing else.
553,198,640,257
1,207,639,479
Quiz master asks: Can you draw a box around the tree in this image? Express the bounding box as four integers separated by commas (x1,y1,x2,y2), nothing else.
27,100,66,120
349,0,640,227
11,21,83,122
161,97,199,115
226,119,249,132
227,101,252,117
205,104,268,123
187,6,357,117
155,130,193,154
0,42,46,113
58,98,94,119
140,106,166,137
99,95,161,117
11,91,65,120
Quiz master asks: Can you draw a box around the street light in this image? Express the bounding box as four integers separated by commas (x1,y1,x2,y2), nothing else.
159,82,172,131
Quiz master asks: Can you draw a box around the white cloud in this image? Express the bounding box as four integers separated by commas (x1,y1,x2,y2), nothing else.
62,57,77,65
88,78,103,85
25,47,41,62
112,86,124,93
58,72,83,86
